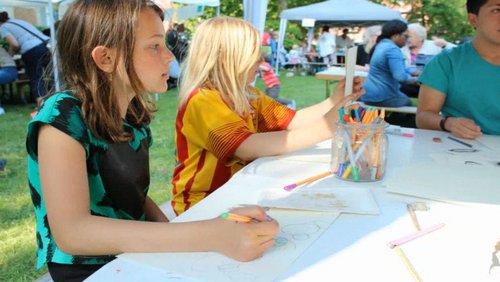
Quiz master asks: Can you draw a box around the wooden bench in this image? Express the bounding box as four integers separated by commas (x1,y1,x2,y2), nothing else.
356,101,417,114
302,62,328,75
0,78,31,104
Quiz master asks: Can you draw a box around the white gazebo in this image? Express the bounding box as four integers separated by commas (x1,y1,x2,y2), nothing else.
276,0,404,71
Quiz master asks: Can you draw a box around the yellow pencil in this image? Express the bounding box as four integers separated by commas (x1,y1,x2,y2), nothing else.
394,246,422,282
379,108,386,119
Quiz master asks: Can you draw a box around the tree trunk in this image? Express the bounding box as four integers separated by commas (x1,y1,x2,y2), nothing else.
279,0,287,13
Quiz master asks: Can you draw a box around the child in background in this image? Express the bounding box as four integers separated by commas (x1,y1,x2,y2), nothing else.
26,1,278,280
259,53,295,109
172,16,364,215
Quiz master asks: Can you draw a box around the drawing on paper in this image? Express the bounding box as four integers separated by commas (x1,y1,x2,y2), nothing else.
119,210,340,282
258,188,379,215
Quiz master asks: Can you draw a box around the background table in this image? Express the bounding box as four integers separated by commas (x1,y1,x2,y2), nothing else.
89,129,500,282
315,67,368,98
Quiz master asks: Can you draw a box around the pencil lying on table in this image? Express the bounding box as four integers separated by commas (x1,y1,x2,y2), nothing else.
388,223,445,248
283,171,332,191
447,136,473,148
394,246,422,282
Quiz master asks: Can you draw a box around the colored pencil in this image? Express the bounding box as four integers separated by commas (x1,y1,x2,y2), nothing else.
447,136,473,148
219,212,252,223
406,204,421,231
388,223,445,248
283,171,332,191
394,246,422,282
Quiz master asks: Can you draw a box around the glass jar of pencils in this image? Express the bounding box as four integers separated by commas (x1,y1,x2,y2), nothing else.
331,118,388,182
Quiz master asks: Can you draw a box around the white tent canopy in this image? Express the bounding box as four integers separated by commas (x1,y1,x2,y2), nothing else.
281,0,403,26
1,0,267,90
276,0,404,71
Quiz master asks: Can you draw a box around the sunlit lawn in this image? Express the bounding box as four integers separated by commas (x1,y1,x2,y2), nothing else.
0,71,331,281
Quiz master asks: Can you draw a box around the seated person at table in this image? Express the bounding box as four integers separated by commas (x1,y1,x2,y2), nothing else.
26,2,279,280
360,20,420,108
416,0,500,139
356,25,381,70
400,23,456,98
0,46,18,115
402,23,456,69
0,11,50,107
171,16,364,215
284,44,306,73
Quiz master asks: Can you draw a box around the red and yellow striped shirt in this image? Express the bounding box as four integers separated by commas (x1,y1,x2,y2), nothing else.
171,87,295,215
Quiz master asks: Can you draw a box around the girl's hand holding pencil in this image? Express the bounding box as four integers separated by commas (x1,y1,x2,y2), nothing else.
214,206,279,262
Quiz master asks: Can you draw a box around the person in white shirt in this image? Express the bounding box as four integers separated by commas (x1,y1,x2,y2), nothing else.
401,23,456,68
336,28,354,64
317,26,337,65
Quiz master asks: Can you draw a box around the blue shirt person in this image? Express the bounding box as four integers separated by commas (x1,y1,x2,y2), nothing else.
416,0,500,139
359,20,418,108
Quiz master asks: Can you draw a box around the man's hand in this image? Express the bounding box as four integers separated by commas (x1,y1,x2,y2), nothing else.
445,117,482,139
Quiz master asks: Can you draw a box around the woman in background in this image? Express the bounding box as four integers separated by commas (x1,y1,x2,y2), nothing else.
0,12,50,108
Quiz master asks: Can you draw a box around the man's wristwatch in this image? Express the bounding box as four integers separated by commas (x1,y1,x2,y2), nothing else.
439,116,450,132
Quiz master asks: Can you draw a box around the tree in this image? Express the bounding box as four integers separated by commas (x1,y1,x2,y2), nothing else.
371,0,474,42
183,0,473,50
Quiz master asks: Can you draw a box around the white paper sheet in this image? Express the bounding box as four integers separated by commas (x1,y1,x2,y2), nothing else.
385,163,500,205
258,187,380,215
477,134,500,153
429,151,499,168
119,210,340,282
344,46,358,97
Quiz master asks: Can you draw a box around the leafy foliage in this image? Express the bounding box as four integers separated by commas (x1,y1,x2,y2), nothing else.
178,0,473,50
371,0,474,42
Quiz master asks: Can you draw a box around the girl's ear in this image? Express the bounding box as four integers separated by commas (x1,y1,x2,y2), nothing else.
91,46,115,73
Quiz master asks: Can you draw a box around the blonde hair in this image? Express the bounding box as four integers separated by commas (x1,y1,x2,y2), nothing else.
179,16,261,116
55,0,164,142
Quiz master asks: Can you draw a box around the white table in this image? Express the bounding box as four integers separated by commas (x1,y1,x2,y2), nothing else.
88,129,500,282
315,67,368,98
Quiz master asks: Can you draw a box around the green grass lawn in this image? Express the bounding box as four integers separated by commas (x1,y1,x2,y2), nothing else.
0,72,330,281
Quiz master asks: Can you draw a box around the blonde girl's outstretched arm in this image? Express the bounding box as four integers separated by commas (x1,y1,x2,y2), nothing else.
287,77,364,130
234,90,364,161
38,125,279,261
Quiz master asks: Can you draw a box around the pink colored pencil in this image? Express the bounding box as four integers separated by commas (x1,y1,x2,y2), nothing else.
388,223,445,248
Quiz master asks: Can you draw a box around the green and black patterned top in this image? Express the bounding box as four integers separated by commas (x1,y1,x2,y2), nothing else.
26,92,152,268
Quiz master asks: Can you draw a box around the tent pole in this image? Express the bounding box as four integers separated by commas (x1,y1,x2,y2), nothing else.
275,18,287,74
307,27,313,50
46,0,60,91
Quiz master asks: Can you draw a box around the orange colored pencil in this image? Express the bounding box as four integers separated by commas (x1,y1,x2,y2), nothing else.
220,212,252,223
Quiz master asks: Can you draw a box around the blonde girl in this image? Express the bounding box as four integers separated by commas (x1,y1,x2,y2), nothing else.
27,2,278,280
172,16,364,215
